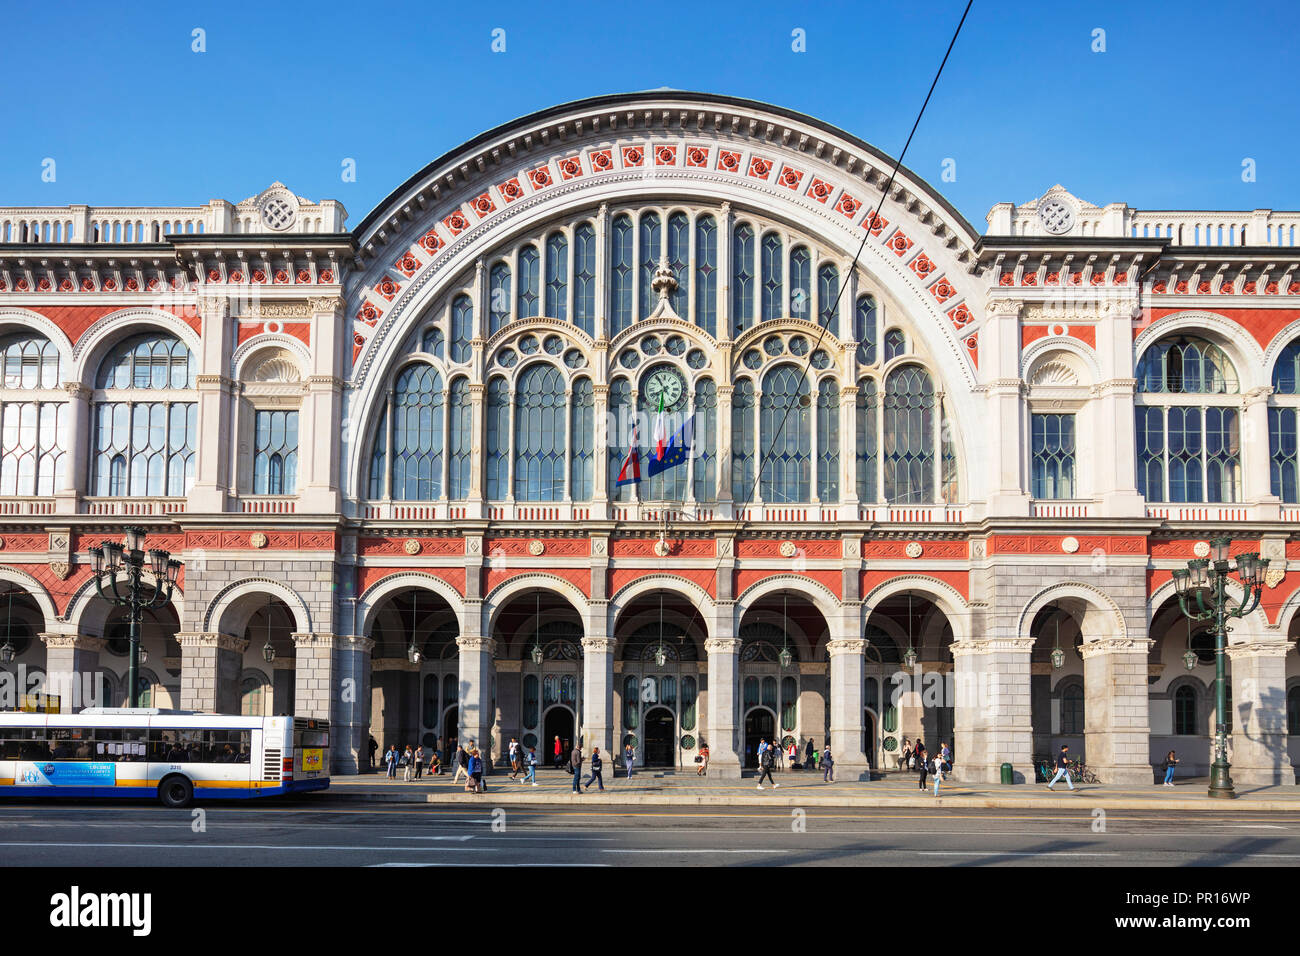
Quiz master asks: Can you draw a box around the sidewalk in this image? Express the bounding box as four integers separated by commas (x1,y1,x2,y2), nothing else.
320,767,1300,811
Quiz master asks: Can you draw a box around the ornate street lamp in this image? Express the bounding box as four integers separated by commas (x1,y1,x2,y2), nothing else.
1049,610,1065,670
777,591,793,669
902,593,919,669
406,591,422,664
1171,535,1267,799
530,591,544,664
261,593,276,664
0,586,17,665
654,591,667,667
89,526,181,708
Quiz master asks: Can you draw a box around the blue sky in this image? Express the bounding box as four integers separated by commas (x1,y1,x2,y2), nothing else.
2,0,1296,231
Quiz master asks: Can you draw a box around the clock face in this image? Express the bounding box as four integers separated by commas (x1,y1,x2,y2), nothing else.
643,366,686,410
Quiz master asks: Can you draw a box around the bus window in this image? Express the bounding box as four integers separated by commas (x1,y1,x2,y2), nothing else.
149,730,190,762
205,729,251,763
0,728,37,760
48,728,95,760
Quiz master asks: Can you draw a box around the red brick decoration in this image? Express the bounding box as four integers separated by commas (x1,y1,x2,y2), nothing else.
747,155,773,179
589,149,613,172
418,229,444,256
947,304,973,328
930,278,957,303
834,192,861,218
685,145,709,168
608,567,716,600
886,230,913,257
498,177,524,202
470,191,497,216
715,149,740,173
735,568,841,601
1021,273,1038,286
443,211,470,236
621,145,645,168
862,540,969,560
777,165,804,190
373,276,400,302
654,145,677,166
909,254,936,279
358,566,466,599
357,301,382,325
485,566,590,599
861,213,888,236
558,156,584,180
735,538,840,559
527,165,553,189
964,332,979,366
394,252,420,278
484,537,590,557
861,569,969,603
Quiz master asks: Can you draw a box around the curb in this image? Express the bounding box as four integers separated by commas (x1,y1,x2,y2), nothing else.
309,789,1300,812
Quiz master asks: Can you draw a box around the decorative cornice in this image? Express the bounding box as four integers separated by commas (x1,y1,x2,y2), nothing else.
1078,637,1154,659
456,636,497,654
703,637,743,653
39,634,106,651
176,632,250,652
826,638,866,655
1225,641,1294,659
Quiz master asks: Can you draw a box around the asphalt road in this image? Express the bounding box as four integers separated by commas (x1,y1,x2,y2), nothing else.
0,800,1298,866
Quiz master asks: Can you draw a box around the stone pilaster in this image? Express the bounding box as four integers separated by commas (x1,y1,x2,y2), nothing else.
178,632,248,714
39,634,105,712
827,636,869,779
581,633,615,757
456,635,496,767
1081,637,1154,784
704,631,742,778
331,635,374,775
948,637,1034,782
1226,641,1294,786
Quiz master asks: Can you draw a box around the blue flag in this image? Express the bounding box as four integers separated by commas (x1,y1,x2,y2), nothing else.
646,416,693,479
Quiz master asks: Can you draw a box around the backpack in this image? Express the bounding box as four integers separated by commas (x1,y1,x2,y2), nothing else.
760,749,773,769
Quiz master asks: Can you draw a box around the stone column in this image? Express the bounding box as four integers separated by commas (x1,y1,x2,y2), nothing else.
827,637,869,779
704,632,742,778
983,300,1031,516
456,635,496,766
39,634,104,712
1226,641,1294,785
299,296,345,513
950,638,1034,783
1243,388,1281,519
292,632,336,723
187,295,233,513
581,634,615,757
178,633,247,714
55,384,90,512
331,635,373,775
1081,637,1154,784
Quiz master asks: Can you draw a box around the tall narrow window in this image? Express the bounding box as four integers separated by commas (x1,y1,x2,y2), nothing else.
485,377,509,500
856,295,877,365
639,212,662,319
545,231,567,321
642,382,685,502
608,377,632,501
1269,406,1298,503
692,378,717,502
448,378,472,500
732,224,755,335
856,379,878,502
1174,685,1197,735
816,379,839,502
0,333,66,496
760,233,784,321
1031,413,1075,499
760,365,811,503
817,264,840,336
610,214,634,335
450,294,473,363
569,377,594,501
731,377,756,502
391,364,444,500
517,246,540,319
0,332,61,388
573,223,596,336
695,215,717,337
667,212,690,318
884,329,906,362
882,365,935,504
789,247,811,322
488,262,511,335
253,410,298,495
367,404,387,499
514,364,565,501
1061,684,1084,734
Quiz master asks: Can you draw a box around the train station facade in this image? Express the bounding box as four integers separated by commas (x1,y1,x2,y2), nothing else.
1,91,1299,783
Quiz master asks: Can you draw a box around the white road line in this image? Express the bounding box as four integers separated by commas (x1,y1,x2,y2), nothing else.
382,835,475,841
918,851,1114,857
0,841,501,852
369,862,609,867
601,848,788,854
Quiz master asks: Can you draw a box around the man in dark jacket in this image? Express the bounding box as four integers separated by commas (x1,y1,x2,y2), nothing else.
757,743,778,789
583,747,605,792
570,743,584,793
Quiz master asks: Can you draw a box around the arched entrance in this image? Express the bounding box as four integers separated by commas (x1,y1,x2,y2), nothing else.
643,706,676,767
744,708,776,768
1149,595,1224,776
864,592,955,759
1028,603,1086,771
863,711,876,769
543,705,575,767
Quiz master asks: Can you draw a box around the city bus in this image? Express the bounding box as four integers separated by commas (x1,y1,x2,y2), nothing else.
0,709,330,807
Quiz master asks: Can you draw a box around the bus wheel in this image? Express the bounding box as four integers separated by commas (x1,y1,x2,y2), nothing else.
158,775,194,808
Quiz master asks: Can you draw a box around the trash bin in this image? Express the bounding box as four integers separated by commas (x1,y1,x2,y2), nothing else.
1000,762,1014,785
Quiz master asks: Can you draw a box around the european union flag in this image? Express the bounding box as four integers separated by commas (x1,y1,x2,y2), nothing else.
646,418,692,478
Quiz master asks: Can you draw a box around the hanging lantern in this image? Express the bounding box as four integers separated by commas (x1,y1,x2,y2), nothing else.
654,590,667,667
262,639,276,664
407,642,421,664
0,640,13,665
777,591,793,669
902,592,918,668
138,646,149,665
1183,648,1198,671
654,644,667,667
530,590,544,665
778,646,793,669
903,646,918,668
1050,646,1065,669
531,643,544,665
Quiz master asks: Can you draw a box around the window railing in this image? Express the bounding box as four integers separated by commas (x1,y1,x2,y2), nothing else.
0,497,57,515
80,497,186,515
239,496,297,514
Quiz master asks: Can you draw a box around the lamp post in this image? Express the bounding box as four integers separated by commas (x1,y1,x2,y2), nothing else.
88,527,181,708
1171,535,1267,799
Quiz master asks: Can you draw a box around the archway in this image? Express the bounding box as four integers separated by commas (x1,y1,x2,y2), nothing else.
1148,595,1223,776
743,708,776,769
1028,603,1086,768
543,705,575,768
864,591,954,760
643,706,677,768
0,585,47,706
240,597,296,715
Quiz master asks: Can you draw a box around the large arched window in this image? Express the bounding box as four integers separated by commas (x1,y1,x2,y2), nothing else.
0,332,65,496
692,378,717,503
1136,335,1240,503
610,214,634,335
639,212,661,319
760,365,811,503
882,365,935,504
856,295,878,365
448,377,472,500
731,377,756,502
488,262,511,335
608,377,632,501
667,212,690,318
732,224,755,335
761,233,784,321
92,333,196,497
513,363,565,501
695,215,717,336
856,378,878,502
253,411,298,495
1060,682,1084,735
485,377,510,500
389,364,444,500
817,264,840,336
517,246,540,319
789,247,811,322
545,232,567,321
817,378,840,502
569,377,594,501
1270,339,1300,502
574,223,597,336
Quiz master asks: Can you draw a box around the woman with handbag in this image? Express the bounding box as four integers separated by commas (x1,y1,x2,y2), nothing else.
696,742,709,776
916,742,928,791
1161,750,1179,787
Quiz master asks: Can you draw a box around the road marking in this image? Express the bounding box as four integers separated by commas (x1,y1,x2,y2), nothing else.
369,862,609,867
919,851,1114,857
383,835,475,841
601,848,788,854
0,841,502,852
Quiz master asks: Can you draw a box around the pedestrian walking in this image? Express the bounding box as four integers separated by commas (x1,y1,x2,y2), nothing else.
570,742,584,794
900,736,912,771
804,737,814,771
452,744,469,785
932,750,945,796
368,735,378,771
524,746,538,786
756,741,778,789
584,747,605,792
916,742,928,791
623,741,635,781
696,741,709,776
413,744,424,780
553,735,563,769
384,744,397,779
508,737,520,779
822,745,835,783
466,748,484,793
1161,750,1179,787
786,739,797,770
1046,744,1075,791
